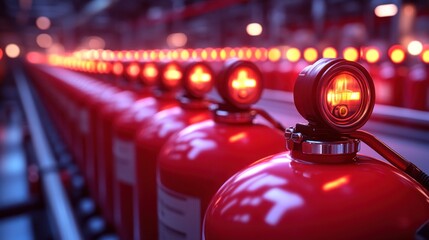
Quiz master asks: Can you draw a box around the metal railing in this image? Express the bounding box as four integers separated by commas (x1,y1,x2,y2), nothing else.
14,64,82,240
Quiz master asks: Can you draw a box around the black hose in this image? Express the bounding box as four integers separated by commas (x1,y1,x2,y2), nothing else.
348,130,429,191
253,108,286,132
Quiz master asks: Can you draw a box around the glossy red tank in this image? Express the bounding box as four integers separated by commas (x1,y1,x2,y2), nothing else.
95,90,137,226
95,61,159,226
204,58,429,240
113,61,182,240
134,61,216,240
157,60,285,240
203,152,429,240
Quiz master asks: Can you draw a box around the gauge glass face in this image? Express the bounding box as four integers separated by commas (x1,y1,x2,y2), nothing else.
127,63,140,77
112,62,123,76
324,72,363,123
187,64,213,95
228,66,261,105
163,63,182,88
142,63,158,85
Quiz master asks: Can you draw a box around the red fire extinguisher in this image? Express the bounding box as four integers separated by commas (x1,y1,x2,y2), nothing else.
134,61,216,240
203,58,429,240
113,61,182,240
95,61,161,227
369,45,407,106
157,59,286,240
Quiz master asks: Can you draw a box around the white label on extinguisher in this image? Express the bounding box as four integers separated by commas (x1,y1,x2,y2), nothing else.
113,138,136,184
79,109,90,134
158,183,201,240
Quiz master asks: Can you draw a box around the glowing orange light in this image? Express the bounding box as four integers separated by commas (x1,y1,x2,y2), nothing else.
142,63,158,81
126,63,140,77
180,50,190,61
134,51,140,60
159,51,166,61
388,45,405,64
97,61,108,74
230,68,258,100
142,51,149,61
166,51,172,60
268,48,281,62
286,48,301,63
303,47,318,63
116,51,124,60
229,49,237,58
422,49,429,63
163,63,182,88
0,49,3,60
112,62,124,76
171,50,179,60
210,49,218,61
85,60,96,73
220,49,227,60
326,73,362,119
237,48,245,59
343,47,359,61
254,48,262,61
322,47,337,58
258,48,268,61
228,132,247,143
245,48,252,60
365,48,380,63
124,51,133,60
189,66,212,90
323,176,350,191
149,51,157,61
201,49,208,60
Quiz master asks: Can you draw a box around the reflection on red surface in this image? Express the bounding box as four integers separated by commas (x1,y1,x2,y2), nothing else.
322,175,350,191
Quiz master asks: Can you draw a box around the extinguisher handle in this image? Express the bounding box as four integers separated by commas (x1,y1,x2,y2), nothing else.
349,130,429,191
253,108,286,132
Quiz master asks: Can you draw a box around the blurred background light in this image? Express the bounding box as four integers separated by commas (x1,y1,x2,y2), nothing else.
36,33,53,48
407,40,423,56
36,16,51,30
246,23,263,36
5,43,20,58
374,4,398,17
322,47,338,58
167,33,187,48
88,36,106,49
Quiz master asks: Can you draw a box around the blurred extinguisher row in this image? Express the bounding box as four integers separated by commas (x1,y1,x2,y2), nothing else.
24,52,429,240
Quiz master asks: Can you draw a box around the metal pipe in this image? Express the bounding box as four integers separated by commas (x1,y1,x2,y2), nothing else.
14,63,83,240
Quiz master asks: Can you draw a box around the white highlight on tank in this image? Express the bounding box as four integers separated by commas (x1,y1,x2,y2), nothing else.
188,138,216,160
263,188,303,226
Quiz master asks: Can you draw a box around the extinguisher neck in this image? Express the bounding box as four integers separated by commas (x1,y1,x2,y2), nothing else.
286,125,360,164
213,104,256,124
153,89,179,100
